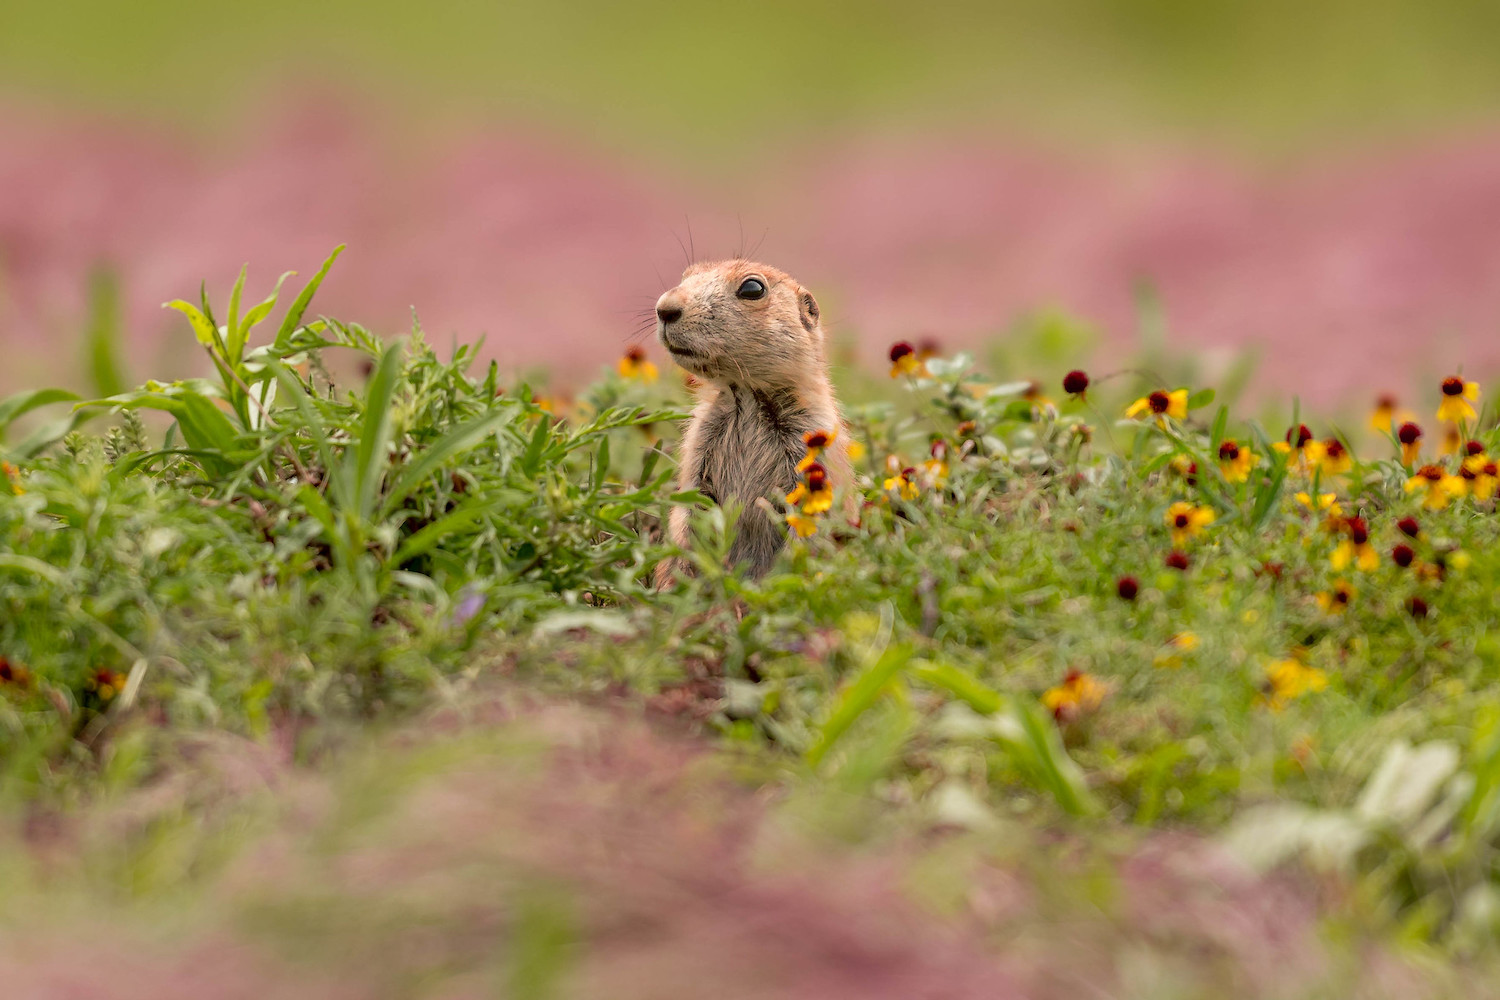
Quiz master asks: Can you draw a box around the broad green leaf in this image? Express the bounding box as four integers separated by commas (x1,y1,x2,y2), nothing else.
164,299,218,347
0,388,80,434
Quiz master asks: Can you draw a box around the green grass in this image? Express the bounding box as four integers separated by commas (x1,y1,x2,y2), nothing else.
5,250,1500,970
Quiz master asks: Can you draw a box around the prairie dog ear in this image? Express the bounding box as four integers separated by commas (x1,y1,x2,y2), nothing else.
798,289,821,334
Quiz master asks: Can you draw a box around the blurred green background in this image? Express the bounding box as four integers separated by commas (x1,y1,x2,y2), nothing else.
5,0,1500,155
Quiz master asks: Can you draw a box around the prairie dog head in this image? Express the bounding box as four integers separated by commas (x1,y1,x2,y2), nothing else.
654,260,824,389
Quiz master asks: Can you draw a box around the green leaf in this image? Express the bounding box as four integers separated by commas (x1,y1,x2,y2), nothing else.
391,495,513,567
274,245,345,350
351,341,403,521
225,264,247,361
164,299,218,347
233,270,295,363
1187,387,1216,410
84,269,128,397
0,388,80,436
379,409,510,519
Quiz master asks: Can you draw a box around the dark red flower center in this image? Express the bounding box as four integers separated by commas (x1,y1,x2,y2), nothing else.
625,346,646,363
1397,516,1421,537
1335,588,1350,604
1409,597,1429,619
1442,377,1465,396
1486,462,1498,477
1467,440,1486,456
889,342,915,363
1375,394,1397,410
1392,544,1415,567
1165,551,1190,570
1324,439,1345,459
804,431,831,449
1418,465,1444,482
1174,513,1191,528
1218,441,1240,461
1286,424,1313,447
1062,370,1090,395
1148,391,1170,413
1347,517,1368,545
1398,422,1422,445
1116,576,1139,600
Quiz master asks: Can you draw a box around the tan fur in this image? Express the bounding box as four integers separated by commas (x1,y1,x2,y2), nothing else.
653,260,852,583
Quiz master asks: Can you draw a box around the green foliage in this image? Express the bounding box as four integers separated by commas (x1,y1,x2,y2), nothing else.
6,252,1500,953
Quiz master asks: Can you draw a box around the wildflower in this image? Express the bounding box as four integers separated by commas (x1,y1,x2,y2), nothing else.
1461,453,1499,501
921,440,949,488
1331,516,1378,572
1397,516,1421,538
1316,579,1355,615
889,342,925,378
1126,388,1189,422
786,511,818,538
955,420,977,438
883,466,920,501
786,462,835,514
1023,381,1057,418
1295,491,1342,520
1370,394,1398,432
1164,550,1190,571
1440,425,1463,457
1062,370,1090,396
1263,657,1328,711
0,657,30,687
1273,424,1325,472
1408,596,1430,619
1392,544,1415,568
1395,421,1423,466
1467,439,1487,456
1437,376,1480,424
88,669,128,703
616,345,658,382
797,427,838,472
1116,576,1139,601
1155,631,1198,669
1165,501,1214,546
1405,464,1466,510
0,461,20,496
1317,438,1352,476
916,337,941,361
847,439,867,461
1217,439,1257,483
1042,668,1106,723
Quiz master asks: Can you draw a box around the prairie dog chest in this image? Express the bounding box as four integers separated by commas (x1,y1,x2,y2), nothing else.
688,384,819,505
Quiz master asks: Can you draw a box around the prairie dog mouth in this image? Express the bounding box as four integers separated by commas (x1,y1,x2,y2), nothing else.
659,331,702,359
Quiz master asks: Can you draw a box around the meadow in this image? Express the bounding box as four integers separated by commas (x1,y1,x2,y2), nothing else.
1,250,1499,996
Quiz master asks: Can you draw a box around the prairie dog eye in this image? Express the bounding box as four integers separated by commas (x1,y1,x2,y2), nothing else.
736,277,767,300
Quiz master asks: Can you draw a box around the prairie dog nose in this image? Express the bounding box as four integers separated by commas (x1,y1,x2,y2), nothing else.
655,290,684,324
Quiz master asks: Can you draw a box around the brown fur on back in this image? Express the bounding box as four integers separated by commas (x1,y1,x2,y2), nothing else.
654,260,852,582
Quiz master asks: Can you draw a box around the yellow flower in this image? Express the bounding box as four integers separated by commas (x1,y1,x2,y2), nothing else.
1294,491,1342,520
1155,631,1199,669
0,462,21,496
1126,388,1189,422
786,511,818,538
1263,657,1328,711
883,467,920,501
1436,376,1480,424
1315,579,1355,615
1397,421,1423,466
1462,454,1499,502
1405,464,1466,510
1216,439,1257,483
1329,517,1377,572
1317,438,1352,476
889,342,926,378
1023,381,1057,419
1370,395,1397,432
1272,425,1326,473
787,463,834,514
797,427,838,473
1042,669,1106,722
847,439,867,461
1165,501,1215,546
921,458,949,488
616,346,658,382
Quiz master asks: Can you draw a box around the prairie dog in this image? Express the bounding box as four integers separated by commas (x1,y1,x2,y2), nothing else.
654,259,852,580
